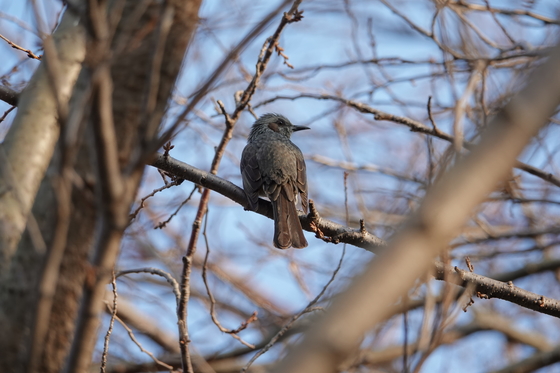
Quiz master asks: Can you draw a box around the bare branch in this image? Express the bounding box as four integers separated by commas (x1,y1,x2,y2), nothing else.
149,153,387,253
0,33,42,59
434,263,560,318
0,85,18,106
100,272,117,373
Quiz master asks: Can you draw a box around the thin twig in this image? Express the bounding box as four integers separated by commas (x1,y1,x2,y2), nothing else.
0,33,42,59
427,96,438,131
453,65,483,153
100,272,117,373
242,238,346,372
129,178,183,221
201,212,257,348
116,267,180,306
243,171,348,372
178,255,193,373
154,0,294,149
0,106,16,123
452,0,560,25
112,313,174,371
155,185,198,229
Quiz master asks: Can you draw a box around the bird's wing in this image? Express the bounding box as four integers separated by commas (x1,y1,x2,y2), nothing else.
240,143,262,211
296,149,308,213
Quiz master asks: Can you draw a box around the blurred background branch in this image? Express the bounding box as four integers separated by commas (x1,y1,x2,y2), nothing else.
1,1,560,373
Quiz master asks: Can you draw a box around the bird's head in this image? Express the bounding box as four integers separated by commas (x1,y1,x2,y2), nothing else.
249,113,310,141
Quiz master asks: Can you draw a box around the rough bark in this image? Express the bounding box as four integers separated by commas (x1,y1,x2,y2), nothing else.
0,8,86,267
0,1,202,372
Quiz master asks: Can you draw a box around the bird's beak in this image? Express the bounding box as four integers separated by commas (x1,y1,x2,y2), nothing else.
292,125,310,132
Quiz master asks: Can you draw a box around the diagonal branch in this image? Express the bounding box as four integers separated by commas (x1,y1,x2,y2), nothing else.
149,153,386,253
434,263,560,318
0,85,19,106
0,33,42,60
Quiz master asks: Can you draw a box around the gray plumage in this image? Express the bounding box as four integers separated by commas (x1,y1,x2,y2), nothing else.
240,113,309,249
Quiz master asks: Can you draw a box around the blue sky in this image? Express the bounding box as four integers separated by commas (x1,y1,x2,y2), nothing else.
2,1,560,372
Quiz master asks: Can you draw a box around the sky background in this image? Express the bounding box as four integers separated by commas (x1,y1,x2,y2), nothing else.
2,1,560,372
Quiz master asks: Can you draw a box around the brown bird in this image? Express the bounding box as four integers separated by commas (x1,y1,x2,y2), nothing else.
240,113,309,249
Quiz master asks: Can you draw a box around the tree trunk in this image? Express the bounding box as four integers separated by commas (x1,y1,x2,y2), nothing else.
0,1,202,372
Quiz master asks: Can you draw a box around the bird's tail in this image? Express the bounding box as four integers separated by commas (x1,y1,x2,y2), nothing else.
272,192,308,249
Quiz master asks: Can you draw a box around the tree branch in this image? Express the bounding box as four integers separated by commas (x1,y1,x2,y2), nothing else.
434,263,560,318
149,153,387,253
0,85,18,106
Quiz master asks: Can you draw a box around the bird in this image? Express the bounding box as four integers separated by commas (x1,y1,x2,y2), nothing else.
240,113,309,249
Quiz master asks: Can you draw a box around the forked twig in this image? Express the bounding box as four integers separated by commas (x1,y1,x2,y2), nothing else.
201,212,257,348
